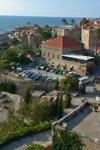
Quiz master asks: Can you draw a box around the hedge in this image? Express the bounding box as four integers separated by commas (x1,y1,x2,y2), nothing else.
25,144,46,150
0,122,51,148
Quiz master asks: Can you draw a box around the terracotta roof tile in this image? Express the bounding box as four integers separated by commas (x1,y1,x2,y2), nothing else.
42,36,84,48
97,47,100,51
72,50,85,54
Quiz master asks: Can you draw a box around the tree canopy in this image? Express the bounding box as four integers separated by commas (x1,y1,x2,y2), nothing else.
10,38,19,47
71,19,75,25
52,129,84,150
92,28,100,56
2,49,18,63
60,76,79,92
61,19,68,25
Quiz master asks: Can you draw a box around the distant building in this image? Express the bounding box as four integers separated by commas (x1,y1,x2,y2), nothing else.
28,33,40,47
0,33,10,43
13,26,28,32
41,36,94,75
52,25,81,41
81,23,100,51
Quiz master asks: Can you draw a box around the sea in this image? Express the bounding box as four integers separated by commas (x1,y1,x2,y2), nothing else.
0,15,83,33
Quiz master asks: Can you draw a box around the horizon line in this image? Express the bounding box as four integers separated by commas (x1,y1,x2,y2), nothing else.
0,14,97,19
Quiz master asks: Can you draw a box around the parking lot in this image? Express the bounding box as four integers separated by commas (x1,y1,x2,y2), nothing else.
15,65,66,83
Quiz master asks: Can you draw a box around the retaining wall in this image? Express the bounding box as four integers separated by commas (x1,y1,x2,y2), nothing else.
52,101,89,135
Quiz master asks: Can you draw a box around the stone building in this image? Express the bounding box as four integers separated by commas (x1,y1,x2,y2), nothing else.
41,36,94,75
52,25,81,41
28,33,40,47
13,26,28,32
81,24,100,51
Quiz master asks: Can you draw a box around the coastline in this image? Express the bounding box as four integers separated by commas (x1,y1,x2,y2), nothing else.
0,16,83,33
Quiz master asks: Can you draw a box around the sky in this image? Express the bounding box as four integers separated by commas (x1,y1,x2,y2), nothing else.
0,0,100,18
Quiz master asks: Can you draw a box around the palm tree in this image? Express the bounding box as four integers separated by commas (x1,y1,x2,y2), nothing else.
61,18,68,25
81,18,89,28
92,28,100,56
27,22,31,27
71,19,75,25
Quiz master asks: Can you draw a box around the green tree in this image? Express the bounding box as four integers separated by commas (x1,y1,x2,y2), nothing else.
41,31,52,41
0,80,16,93
52,129,84,150
24,87,31,104
71,19,75,25
92,28,100,56
1,42,9,50
25,144,46,150
57,93,63,120
27,22,31,27
81,18,90,28
61,18,68,25
29,100,54,125
64,88,72,108
80,83,86,94
19,53,30,64
10,38,19,48
55,77,59,90
44,24,49,29
60,76,79,93
2,49,18,63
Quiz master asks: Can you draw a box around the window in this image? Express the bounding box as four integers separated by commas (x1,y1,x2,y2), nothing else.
48,52,50,57
57,54,59,59
53,53,55,58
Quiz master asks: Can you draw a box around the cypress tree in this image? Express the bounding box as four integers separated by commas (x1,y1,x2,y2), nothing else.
64,88,72,108
57,93,63,120
55,77,59,90
24,87,31,104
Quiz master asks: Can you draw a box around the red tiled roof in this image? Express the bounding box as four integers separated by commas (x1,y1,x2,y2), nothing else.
97,47,100,51
72,50,85,54
87,26,94,29
42,36,84,48
47,27,52,31
29,33,35,36
93,24,100,28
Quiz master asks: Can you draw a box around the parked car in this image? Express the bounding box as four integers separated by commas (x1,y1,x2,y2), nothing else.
19,70,25,76
49,69,54,73
33,74,40,80
40,66,45,70
25,72,33,78
72,92,79,97
22,71,28,77
28,63,34,67
46,68,50,72
27,72,33,78
39,76,47,81
45,76,52,81
16,67,23,72
29,73,36,79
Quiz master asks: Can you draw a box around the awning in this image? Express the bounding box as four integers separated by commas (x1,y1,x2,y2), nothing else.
62,53,94,61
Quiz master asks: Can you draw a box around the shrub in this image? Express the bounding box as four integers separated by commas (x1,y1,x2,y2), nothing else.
0,122,51,148
25,144,46,150
0,80,16,93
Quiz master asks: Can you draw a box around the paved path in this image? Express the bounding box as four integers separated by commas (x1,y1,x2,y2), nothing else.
1,130,52,150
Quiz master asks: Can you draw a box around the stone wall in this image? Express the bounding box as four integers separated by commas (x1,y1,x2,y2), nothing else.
94,87,100,96
52,101,89,135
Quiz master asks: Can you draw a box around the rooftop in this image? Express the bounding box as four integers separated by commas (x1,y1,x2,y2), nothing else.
42,36,84,48
62,53,94,61
58,25,79,30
